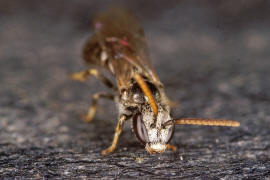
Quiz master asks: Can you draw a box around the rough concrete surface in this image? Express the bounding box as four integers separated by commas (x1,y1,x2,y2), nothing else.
0,0,270,179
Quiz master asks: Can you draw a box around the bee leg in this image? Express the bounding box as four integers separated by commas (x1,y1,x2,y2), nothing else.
83,93,114,123
70,69,116,90
167,144,177,152
168,99,178,108
101,115,127,155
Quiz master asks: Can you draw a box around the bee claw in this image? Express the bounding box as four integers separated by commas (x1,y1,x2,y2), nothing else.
81,114,94,123
70,72,87,82
167,144,177,152
101,144,118,155
101,148,113,155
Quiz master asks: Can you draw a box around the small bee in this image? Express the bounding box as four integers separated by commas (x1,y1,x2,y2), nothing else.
71,8,240,155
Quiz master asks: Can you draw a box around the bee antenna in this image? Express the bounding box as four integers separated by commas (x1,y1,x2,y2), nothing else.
133,73,158,117
174,118,240,127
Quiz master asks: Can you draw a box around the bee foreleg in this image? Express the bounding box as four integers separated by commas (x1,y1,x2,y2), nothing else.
70,69,116,90
166,144,177,152
83,92,114,123
101,115,127,155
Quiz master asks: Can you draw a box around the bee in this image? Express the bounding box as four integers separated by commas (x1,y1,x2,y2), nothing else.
71,8,240,155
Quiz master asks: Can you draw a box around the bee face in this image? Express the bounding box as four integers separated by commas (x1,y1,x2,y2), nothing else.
132,107,175,154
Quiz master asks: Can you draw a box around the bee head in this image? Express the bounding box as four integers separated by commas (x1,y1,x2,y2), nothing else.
131,73,175,153
132,106,174,154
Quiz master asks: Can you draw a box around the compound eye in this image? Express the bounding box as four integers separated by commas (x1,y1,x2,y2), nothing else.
133,113,149,145
165,123,175,144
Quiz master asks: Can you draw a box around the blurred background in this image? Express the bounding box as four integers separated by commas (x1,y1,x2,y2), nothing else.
0,0,269,178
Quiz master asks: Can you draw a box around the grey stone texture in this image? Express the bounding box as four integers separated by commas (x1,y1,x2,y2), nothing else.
0,0,269,179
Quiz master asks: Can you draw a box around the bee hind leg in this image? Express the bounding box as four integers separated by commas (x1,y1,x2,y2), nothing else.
70,68,116,90
83,92,114,123
101,115,127,155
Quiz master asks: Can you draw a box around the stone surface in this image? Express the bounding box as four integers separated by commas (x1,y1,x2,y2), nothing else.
0,0,269,179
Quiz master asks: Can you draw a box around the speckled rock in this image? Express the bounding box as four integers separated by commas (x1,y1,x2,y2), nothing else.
0,0,269,179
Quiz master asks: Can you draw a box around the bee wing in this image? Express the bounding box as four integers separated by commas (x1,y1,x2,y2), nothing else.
93,8,162,87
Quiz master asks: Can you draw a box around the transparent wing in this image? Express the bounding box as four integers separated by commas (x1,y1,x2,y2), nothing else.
93,8,160,87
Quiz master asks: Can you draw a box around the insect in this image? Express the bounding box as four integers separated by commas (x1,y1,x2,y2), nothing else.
71,8,240,155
